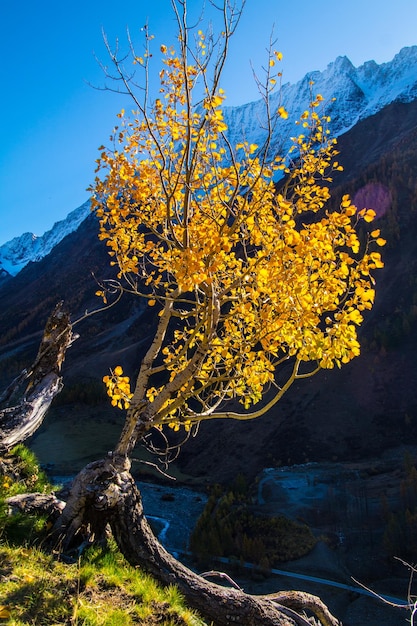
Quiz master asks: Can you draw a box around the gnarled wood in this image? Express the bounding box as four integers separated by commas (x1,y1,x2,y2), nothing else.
0,302,74,451
46,456,340,626
7,492,66,518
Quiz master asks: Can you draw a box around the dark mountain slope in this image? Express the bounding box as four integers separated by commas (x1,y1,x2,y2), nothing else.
1,99,417,482
178,99,417,481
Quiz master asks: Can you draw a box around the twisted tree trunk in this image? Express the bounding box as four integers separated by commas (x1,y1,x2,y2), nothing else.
44,454,340,626
0,302,74,451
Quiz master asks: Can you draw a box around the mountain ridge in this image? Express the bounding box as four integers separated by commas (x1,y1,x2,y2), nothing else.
1,45,417,278
222,45,417,150
0,200,91,280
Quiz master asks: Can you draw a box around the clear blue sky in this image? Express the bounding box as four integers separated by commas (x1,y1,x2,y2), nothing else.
1,0,417,246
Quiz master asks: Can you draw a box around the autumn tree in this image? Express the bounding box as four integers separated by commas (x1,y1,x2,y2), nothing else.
6,1,386,624
91,16,384,455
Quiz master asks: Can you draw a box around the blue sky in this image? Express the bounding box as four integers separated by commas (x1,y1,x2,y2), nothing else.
1,0,417,246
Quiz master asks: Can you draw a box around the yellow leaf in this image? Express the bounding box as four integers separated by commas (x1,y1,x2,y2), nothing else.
23,574,35,583
376,237,386,246
148,299,156,306
0,606,11,619
362,209,376,223
278,106,288,119
114,365,123,376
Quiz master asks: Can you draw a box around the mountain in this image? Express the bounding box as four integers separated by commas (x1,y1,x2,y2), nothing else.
179,97,417,483
1,95,417,483
1,45,417,279
222,46,417,150
0,201,91,282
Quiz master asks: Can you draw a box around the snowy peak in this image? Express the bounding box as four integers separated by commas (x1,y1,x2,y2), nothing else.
0,200,91,278
223,45,417,150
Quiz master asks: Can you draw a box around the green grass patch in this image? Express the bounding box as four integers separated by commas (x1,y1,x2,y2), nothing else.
0,446,207,625
0,542,206,625
0,445,55,545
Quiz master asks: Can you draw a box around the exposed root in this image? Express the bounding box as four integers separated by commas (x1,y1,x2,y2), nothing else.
37,457,341,626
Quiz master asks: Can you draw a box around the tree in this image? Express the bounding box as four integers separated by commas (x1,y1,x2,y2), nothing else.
90,4,384,454
4,1,386,624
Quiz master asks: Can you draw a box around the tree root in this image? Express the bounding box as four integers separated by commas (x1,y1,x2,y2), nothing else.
41,456,341,626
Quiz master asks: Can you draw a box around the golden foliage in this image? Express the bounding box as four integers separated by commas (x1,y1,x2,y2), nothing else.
91,24,384,440
103,366,133,410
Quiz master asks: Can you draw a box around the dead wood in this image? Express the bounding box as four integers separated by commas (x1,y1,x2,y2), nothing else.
7,492,66,518
0,302,74,451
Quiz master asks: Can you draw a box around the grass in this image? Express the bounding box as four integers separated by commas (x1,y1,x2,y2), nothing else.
0,446,208,626
0,542,207,625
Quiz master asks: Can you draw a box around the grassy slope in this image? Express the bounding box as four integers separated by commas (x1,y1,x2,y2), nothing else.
0,446,208,626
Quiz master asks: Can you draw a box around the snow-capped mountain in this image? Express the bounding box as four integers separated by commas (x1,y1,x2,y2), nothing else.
0,200,91,279
222,46,417,152
1,45,417,279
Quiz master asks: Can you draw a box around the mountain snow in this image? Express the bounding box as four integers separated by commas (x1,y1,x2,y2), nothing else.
0,201,91,278
222,46,417,153
1,45,417,278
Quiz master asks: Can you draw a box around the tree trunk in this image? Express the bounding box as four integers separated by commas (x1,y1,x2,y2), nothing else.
0,302,74,451
45,454,340,626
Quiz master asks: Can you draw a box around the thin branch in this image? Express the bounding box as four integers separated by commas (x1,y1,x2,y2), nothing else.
351,577,410,609
200,570,243,590
184,358,309,421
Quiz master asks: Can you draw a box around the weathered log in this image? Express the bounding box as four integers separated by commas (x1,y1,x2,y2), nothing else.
47,455,340,626
0,302,74,451
7,492,66,518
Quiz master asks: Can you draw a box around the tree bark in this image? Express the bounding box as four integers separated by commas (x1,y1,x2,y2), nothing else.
45,455,340,626
0,302,74,451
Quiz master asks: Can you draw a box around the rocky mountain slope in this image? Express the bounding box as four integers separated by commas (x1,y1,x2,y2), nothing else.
0,201,91,281
223,45,417,151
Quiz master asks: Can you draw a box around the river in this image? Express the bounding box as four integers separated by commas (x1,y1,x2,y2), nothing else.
52,474,208,555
